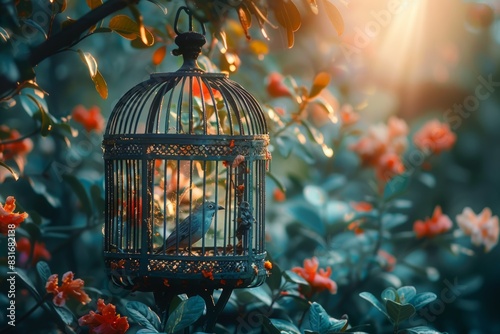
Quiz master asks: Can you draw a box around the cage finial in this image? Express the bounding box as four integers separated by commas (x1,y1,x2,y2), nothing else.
172,6,206,71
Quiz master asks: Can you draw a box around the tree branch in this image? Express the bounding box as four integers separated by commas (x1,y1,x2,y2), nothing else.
29,0,139,67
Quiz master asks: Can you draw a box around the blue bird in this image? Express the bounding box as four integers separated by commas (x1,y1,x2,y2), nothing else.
156,201,224,253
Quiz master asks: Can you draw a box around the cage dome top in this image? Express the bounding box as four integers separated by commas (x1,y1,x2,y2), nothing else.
104,22,268,138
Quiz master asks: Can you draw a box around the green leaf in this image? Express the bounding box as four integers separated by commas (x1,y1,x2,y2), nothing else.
396,286,416,304
265,256,282,292
15,268,41,299
126,301,161,332
146,0,168,15
288,204,324,235
234,286,273,306
359,292,388,317
382,213,408,230
265,317,301,334
169,294,188,315
27,94,53,136
405,326,445,334
267,172,286,193
53,305,74,324
383,173,410,202
283,270,310,287
409,292,437,310
306,302,347,333
385,300,415,325
62,175,93,218
0,161,19,180
260,316,282,334
165,295,205,333
381,287,399,303
36,261,52,286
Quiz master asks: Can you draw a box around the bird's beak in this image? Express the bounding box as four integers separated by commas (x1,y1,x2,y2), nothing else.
218,205,224,210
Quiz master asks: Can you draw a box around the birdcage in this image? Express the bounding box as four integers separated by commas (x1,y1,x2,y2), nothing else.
101,7,269,324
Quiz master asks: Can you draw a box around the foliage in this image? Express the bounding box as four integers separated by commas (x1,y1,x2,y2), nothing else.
1,0,500,333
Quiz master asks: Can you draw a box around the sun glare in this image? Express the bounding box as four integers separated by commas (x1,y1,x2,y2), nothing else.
373,0,430,84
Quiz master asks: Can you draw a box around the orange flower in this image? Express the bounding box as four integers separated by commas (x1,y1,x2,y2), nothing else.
78,299,129,334
17,237,51,266
273,188,286,202
192,78,222,103
413,120,456,154
266,72,291,98
292,257,337,295
339,104,359,127
413,206,453,239
45,271,91,306
0,196,28,235
456,207,499,252
0,126,33,160
376,152,405,182
72,105,105,133
264,260,273,271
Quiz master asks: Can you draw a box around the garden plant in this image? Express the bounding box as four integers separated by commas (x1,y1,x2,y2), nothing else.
1,0,500,333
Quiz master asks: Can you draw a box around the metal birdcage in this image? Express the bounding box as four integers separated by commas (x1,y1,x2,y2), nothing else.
101,7,269,328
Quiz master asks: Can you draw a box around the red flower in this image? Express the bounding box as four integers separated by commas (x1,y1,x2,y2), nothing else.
78,299,129,334
0,196,28,235
413,206,453,238
413,120,456,155
292,257,337,295
72,105,105,133
266,72,291,98
192,78,222,103
202,269,214,280
46,271,91,306
0,126,33,160
17,237,51,266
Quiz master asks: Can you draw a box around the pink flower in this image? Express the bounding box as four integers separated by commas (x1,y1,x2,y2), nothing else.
456,207,499,252
413,120,456,154
350,116,408,182
292,257,337,295
340,104,359,127
413,206,453,238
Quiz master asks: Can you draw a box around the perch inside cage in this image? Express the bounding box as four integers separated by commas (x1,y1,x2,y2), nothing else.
101,6,270,329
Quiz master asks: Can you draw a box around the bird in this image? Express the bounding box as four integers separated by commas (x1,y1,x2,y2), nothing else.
155,201,224,253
